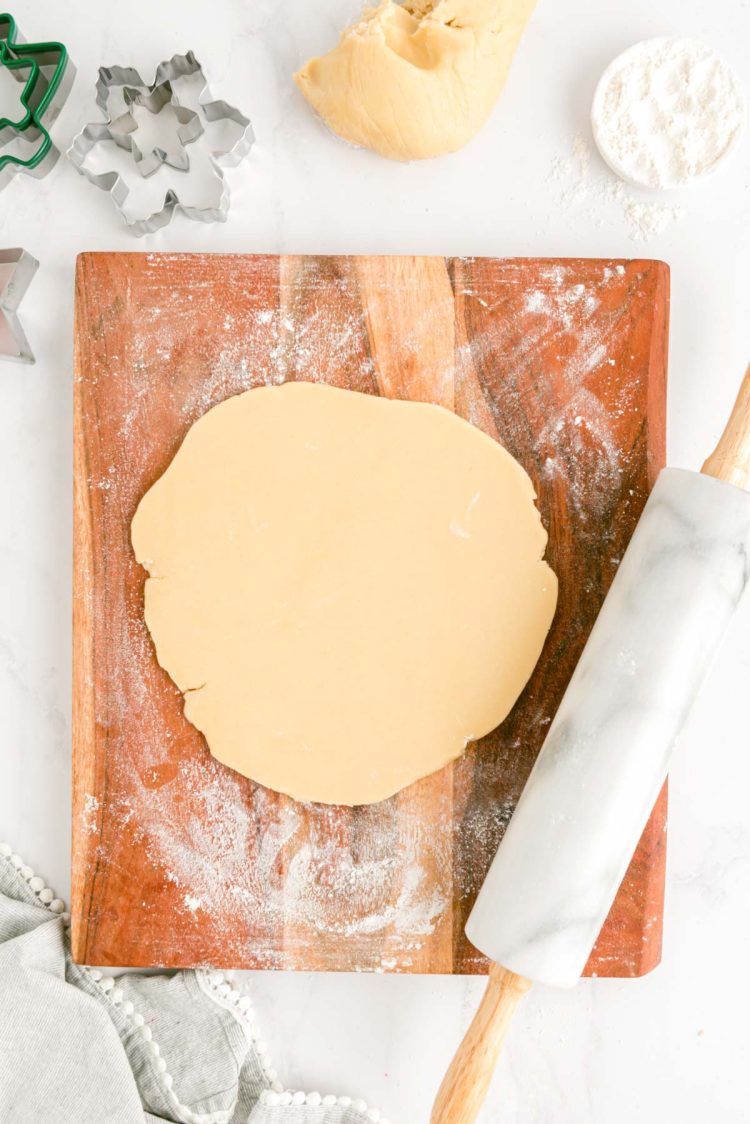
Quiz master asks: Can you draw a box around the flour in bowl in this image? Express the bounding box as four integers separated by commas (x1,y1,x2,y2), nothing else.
591,37,745,189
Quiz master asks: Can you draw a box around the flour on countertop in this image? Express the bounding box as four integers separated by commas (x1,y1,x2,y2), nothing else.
591,37,745,189
550,132,687,242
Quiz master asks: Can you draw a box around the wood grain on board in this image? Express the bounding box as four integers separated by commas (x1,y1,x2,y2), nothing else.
72,253,669,975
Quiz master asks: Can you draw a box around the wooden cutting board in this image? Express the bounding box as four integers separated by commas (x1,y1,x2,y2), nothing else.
72,253,669,974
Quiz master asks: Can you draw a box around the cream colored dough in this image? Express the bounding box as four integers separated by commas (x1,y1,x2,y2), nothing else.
131,382,557,806
294,0,537,161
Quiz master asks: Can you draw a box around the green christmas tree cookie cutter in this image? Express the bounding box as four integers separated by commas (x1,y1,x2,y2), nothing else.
0,12,75,189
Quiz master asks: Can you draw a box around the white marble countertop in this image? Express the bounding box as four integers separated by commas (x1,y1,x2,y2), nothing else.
2,0,749,1120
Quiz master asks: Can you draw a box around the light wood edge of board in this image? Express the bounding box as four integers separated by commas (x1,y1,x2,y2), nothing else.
430,965,531,1124
71,263,97,966
701,361,750,487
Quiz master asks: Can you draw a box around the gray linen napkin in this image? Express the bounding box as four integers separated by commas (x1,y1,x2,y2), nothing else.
0,846,388,1124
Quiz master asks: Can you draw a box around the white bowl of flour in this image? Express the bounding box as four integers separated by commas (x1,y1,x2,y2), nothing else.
591,37,745,189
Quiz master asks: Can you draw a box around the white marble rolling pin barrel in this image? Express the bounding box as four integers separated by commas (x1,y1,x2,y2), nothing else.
432,362,750,1124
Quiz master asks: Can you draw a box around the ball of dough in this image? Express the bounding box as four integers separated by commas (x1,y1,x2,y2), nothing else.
294,0,537,161
132,382,557,805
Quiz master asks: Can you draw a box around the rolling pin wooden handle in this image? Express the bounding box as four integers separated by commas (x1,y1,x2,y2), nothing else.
429,370,750,1124
431,965,531,1124
701,361,750,487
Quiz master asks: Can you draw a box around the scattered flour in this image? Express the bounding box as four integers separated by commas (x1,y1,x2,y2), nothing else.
134,758,451,962
549,132,687,242
82,793,100,834
625,199,686,241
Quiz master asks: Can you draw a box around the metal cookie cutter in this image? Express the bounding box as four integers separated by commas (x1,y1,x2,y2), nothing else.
0,13,75,191
67,51,254,235
0,249,39,363
111,82,203,176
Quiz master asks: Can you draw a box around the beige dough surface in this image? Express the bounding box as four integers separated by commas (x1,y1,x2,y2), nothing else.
294,0,537,161
131,382,557,806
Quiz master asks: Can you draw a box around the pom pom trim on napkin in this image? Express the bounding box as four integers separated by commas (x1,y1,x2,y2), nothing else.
0,842,390,1124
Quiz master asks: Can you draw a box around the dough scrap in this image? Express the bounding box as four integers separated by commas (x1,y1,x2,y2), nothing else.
294,0,537,161
132,382,557,805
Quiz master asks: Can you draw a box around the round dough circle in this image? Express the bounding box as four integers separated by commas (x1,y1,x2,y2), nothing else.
132,382,557,805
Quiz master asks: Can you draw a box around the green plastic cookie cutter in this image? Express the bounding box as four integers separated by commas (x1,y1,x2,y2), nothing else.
0,12,75,189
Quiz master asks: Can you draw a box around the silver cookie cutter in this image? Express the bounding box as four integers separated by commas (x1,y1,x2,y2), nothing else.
0,248,39,364
110,81,203,176
67,51,254,235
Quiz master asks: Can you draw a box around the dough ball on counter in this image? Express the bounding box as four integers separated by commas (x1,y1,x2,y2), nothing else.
294,0,537,161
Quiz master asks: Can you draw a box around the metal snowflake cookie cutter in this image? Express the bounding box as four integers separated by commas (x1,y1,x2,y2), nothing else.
67,50,254,235
110,82,204,177
0,12,75,191
0,248,39,363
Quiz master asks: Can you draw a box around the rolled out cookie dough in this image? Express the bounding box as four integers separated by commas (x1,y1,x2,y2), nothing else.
131,382,557,806
294,0,537,161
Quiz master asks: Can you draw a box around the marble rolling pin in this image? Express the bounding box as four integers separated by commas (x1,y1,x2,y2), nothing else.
432,363,750,1124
